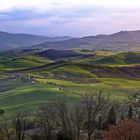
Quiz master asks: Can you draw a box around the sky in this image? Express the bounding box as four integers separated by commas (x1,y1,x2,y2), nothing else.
0,0,140,37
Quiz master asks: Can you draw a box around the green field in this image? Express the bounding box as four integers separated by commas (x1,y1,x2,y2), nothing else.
0,49,140,116
1,77,140,116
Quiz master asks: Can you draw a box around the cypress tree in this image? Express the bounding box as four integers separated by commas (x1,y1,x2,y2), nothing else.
107,106,116,125
128,105,133,119
16,118,22,140
0,109,4,117
120,114,124,120
97,116,102,130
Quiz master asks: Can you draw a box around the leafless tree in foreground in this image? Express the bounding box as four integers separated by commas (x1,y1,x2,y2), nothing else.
71,103,85,140
36,103,57,140
15,113,29,140
55,100,73,140
81,92,107,140
34,92,123,140
104,119,140,140
127,91,140,118
0,115,15,140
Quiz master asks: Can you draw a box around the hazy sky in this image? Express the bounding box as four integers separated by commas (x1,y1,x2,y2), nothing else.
0,0,140,36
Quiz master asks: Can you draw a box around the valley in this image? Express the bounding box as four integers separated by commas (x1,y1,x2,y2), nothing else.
1,48,140,116
1,1,140,139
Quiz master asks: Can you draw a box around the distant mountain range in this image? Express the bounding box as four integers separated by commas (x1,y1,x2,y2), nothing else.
1,30,140,51
0,31,71,51
31,30,140,51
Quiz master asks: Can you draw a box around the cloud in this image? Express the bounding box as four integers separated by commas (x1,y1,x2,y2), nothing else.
0,0,140,13
0,0,140,36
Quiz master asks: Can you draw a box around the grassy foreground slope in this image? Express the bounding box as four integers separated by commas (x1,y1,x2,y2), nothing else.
0,79,79,116
1,76,140,116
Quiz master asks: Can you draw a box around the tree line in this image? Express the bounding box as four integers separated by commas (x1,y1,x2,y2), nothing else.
0,91,140,140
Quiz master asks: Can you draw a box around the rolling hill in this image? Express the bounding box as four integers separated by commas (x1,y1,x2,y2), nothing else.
94,52,140,65
1,48,140,115
1,36,140,116
36,49,94,59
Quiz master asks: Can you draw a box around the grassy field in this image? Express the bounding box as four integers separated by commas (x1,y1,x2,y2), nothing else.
0,49,140,117
0,77,140,116
0,79,79,116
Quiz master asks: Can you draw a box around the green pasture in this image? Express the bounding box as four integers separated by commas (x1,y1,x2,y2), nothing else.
0,49,140,117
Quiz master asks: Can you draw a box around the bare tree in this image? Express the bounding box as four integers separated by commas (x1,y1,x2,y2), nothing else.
1,123,15,140
15,113,29,140
0,116,15,140
55,100,73,140
71,103,85,140
127,91,140,118
36,103,57,140
104,119,140,140
81,92,107,140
